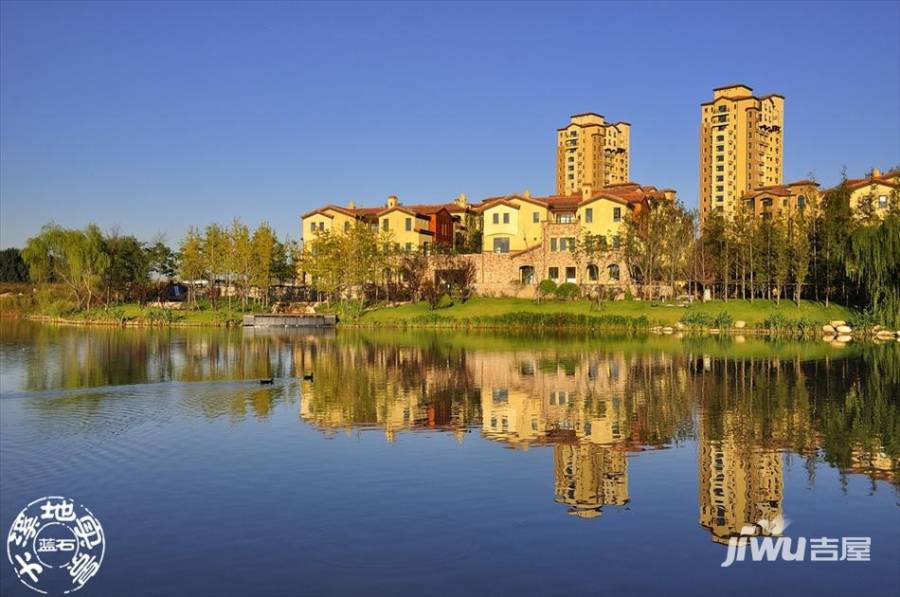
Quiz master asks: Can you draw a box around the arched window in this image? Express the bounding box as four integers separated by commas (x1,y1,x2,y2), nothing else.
608,264,620,281
797,195,806,208
587,264,599,282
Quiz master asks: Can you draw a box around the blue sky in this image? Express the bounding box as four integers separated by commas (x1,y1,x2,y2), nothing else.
2,1,898,248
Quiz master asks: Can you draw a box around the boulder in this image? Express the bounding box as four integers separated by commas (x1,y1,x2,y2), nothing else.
662,327,674,334
830,320,846,327
836,325,852,334
734,320,746,329
830,340,847,348
875,330,896,340
822,324,836,334
836,335,853,343
822,335,836,342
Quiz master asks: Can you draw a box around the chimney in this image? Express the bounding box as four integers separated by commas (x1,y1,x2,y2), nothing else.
523,189,531,199
871,168,882,178
581,184,593,200
455,193,468,207
386,195,398,208
347,200,356,209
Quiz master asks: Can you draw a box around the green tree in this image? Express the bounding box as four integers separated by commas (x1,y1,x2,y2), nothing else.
250,223,277,307
179,227,205,306
146,238,178,280
0,248,28,282
22,224,110,309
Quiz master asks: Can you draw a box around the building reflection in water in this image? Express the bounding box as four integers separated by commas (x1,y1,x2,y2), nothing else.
6,322,896,537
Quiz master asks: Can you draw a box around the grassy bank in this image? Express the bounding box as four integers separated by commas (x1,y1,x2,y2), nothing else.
354,297,856,333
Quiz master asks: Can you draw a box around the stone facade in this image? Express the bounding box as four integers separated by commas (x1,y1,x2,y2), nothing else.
430,221,633,299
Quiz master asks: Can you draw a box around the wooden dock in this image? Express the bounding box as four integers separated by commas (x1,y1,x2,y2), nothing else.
242,314,337,328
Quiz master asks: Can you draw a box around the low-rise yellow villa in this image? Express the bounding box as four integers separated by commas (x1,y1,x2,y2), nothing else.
845,168,899,219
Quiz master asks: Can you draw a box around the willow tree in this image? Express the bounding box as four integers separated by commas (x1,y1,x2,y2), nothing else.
845,213,900,327
22,224,110,309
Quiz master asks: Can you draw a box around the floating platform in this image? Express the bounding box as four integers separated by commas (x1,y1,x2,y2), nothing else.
242,314,337,328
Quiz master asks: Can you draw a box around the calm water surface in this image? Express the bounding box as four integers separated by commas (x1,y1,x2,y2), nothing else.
1,322,898,597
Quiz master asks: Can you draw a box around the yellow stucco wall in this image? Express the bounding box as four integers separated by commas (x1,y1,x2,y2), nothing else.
577,198,627,238
849,182,897,218
482,198,549,252
377,209,432,249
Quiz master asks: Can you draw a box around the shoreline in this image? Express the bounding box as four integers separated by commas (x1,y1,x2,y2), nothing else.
14,312,899,342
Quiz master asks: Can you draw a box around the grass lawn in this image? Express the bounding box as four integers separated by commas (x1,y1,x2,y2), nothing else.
357,296,854,327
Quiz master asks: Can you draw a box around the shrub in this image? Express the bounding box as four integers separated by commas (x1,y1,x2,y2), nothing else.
436,293,454,309
713,311,734,329
537,279,557,300
680,312,714,328
554,282,581,301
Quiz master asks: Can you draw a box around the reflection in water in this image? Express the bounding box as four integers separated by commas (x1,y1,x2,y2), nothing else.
2,322,898,543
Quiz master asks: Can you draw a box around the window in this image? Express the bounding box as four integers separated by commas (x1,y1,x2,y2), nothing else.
318,222,325,231
405,242,412,252
550,238,558,252
493,238,509,253
608,264,620,281
716,166,724,172
382,219,389,231
716,185,723,192
613,207,622,222
587,264,599,281
716,175,724,182
716,155,724,162
491,388,509,404
310,222,316,233
548,267,559,280
532,211,539,223
565,267,576,282
492,213,499,224
557,213,575,224
585,208,593,223
716,135,724,141
879,195,888,209
405,217,412,231
612,235,621,249
502,212,510,224
520,266,535,284
344,221,351,232
716,145,724,152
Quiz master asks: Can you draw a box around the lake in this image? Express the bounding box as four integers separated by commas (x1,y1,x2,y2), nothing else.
1,321,898,596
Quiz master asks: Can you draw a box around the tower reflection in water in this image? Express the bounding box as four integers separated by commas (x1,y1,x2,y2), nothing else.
9,323,895,541
289,332,896,539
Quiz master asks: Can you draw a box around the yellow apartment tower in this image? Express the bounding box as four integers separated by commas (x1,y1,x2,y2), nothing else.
556,113,630,195
699,84,784,225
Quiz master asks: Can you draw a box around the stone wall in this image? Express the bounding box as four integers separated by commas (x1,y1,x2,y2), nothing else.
427,221,634,299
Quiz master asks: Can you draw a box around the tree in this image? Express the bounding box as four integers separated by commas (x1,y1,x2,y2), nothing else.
203,224,229,308
146,238,178,280
0,248,28,282
845,212,900,327
399,253,428,303
22,224,110,309
250,223,277,307
228,219,252,308
788,210,812,305
179,227,205,306
102,232,149,305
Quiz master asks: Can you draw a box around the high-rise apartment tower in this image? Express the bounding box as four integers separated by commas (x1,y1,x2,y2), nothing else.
556,113,630,195
699,84,784,224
